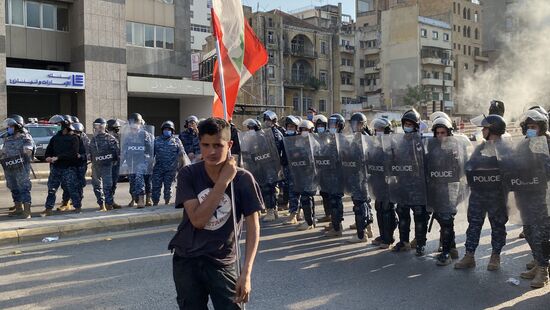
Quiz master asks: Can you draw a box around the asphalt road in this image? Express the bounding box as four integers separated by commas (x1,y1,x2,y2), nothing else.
0,202,548,310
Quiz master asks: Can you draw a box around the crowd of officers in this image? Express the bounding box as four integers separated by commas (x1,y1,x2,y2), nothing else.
238,103,549,289
1,101,549,289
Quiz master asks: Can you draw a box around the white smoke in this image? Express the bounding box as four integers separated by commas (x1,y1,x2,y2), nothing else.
459,0,550,121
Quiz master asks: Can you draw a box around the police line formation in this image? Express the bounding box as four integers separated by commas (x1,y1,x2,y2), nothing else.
1,103,549,289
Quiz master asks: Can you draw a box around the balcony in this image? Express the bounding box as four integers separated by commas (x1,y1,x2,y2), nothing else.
475,55,489,62
364,66,380,75
339,45,356,54
284,75,323,90
421,57,451,66
365,47,380,55
340,65,354,73
364,83,381,93
284,48,318,59
340,84,355,92
422,78,444,86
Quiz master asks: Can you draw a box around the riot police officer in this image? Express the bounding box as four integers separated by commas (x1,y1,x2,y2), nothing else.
2,118,34,219
72,122,89,202
42,115,84,216
281,115,302,225
324,113,346,237
243,119,262,131
455,115,510,271
89,118,120,211
180,115,201,163
152,121,186,206
262,110,284,222
369,117,398,249
313,114,332,223
295,120,317,231
107,119,123,208
392,109,430,256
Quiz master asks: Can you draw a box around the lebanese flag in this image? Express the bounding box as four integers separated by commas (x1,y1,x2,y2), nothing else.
211,0,268,120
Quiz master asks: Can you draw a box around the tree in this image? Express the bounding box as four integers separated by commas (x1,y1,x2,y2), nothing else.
403,84,428,108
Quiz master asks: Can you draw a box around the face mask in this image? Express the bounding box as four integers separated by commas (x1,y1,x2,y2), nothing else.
301,131,309,137
329,128,337,134
7,127,15,135
286,130,295,136
403,126,414,133
317,127,326,133
307,115,313,121
264,120,273,128
163,130,172,137
376,131,384,137
526,129,538,138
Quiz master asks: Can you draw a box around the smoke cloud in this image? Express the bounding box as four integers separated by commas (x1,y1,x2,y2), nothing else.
459,0,550,121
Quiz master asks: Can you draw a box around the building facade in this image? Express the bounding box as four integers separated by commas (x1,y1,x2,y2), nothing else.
1,0,213,134
190,0,211,52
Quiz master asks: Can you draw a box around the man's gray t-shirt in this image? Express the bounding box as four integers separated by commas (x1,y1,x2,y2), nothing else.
168,161,264,266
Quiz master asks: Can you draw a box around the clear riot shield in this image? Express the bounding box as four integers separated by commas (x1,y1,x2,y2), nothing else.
0,149,31,192
383,133,427,205
465,140,509,192
496,136,549,225
424,136,471,213
364,135,389,201
238,129,282,186
90,133,117,167
119,124,155,175
283,133,318,193
312,132,344,195
336,133,369,199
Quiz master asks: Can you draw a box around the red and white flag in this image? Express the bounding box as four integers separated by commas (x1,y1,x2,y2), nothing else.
211,0,268,119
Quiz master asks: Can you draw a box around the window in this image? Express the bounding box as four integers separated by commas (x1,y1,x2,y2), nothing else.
267,65,275,79
268,50,275,63
453,25,456,31
191,24,210,33
444,73,452,80
474,47,480,56
453,2,456,14
453,43,456,49
467,26,471,38
293,97,300,111
467,9,471,20
463,44,467,55
421,28,427,37
144,24,155,47
458,26,461,33
432,92,440,101
133,23,145,46
156,26,165,48
302,97,312,113
463,27,466,37
191,36,194,44
319,71,327,86
267,31,274,44
475,28,479,40
57,7,68,31
360,78,365,86
505,17,513,32
42,4,55,29
126,22,133,44
165,27,174,49
474,11,479,23
26,1,40,28
443,93,450,101
10,0,24,25
432,31,439,40
443,33,449,41
360,59,365,68
268,18,273,27
319,100,326,112
321,41,327,55
464,63,469,70
463,7,467,19
190,10,194,18
433,71,440,79
474,64,479,73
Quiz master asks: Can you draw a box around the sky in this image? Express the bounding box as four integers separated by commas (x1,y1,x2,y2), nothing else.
242,0,355,18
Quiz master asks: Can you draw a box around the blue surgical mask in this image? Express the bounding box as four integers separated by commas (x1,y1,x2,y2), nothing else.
317,127,326,133
7,127,15,135
329,128,337,134
403,126,414,133
526,129,538,138
286,130,295,136
307,115,313,121
163,130,172,137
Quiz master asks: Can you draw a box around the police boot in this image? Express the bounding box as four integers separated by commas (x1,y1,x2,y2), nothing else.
145,195,153,207
317,215,331,223
153,201,159,206
40,209,53,217
136,196,145,209
454,252,476,269
392,241,411,252
450,248,459,260
112,202,122,209
283,212,298,225
518,230,525,239
57,200,73,212
366,224,373,239
487,254,501,271
8,205,16,211
297,222,314,231
324,224,343,238
347,234,368,244
22,203,32,219
263,209,278,222
521,263,538,280
105,204,114,211
323,223,333,231
8,203,23,217
526,259,537,270
349,223,357,230
128,198,137,208
164,198,170,205
98,203,107,212
436,253,452,266
530,266,549,289
410,238,417,249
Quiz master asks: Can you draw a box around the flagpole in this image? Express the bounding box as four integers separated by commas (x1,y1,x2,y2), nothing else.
214,30,244,308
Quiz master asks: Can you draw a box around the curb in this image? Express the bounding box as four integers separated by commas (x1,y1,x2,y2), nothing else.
0,210,182,246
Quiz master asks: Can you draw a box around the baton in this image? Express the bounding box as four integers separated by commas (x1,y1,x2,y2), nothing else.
30,164,37,179
428,213,435,233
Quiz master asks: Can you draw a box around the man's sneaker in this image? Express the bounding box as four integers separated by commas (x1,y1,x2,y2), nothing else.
450,248,459,259
487,254,501,271
297,222,314,231
366,224,373,239
526,260,537,270
436,253,452,266
347,235,368,244
263,209,278,222
521,263,538,280
530,266,549,289
454,252,476,269
283,212,298,225
371,236,383,246
98,203,107,212
324,228,343,238
415,246,426,257
392,242,411,252
40,209,53,217
323,223,334,231
317,215,331,223
105,204,114,211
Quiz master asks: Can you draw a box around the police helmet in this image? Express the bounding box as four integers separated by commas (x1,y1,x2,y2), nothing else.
2,118,20,130
431,117,453,136
401,109,421,129
73,122,85,133
371,118,392,134
161,120,176,132
328,113,346,131
429,111,452,123
94,118,107,125
298,120,314,132
313,115,328,127
8,114,25,127
243,118,261,131
284,115,301,127
107,119,122,131
128,113,144,125
71,116,80,123
520,110,548,135
263,110,278,122
489,100,505,117
472,114,506,136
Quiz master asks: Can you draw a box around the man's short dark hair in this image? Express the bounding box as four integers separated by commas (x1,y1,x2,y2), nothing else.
198,117,231,141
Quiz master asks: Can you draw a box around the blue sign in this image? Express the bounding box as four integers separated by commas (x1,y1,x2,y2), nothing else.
6,68,86,90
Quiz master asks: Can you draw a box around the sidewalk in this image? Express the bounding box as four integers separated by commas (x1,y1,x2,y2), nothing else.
0,206,182,246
